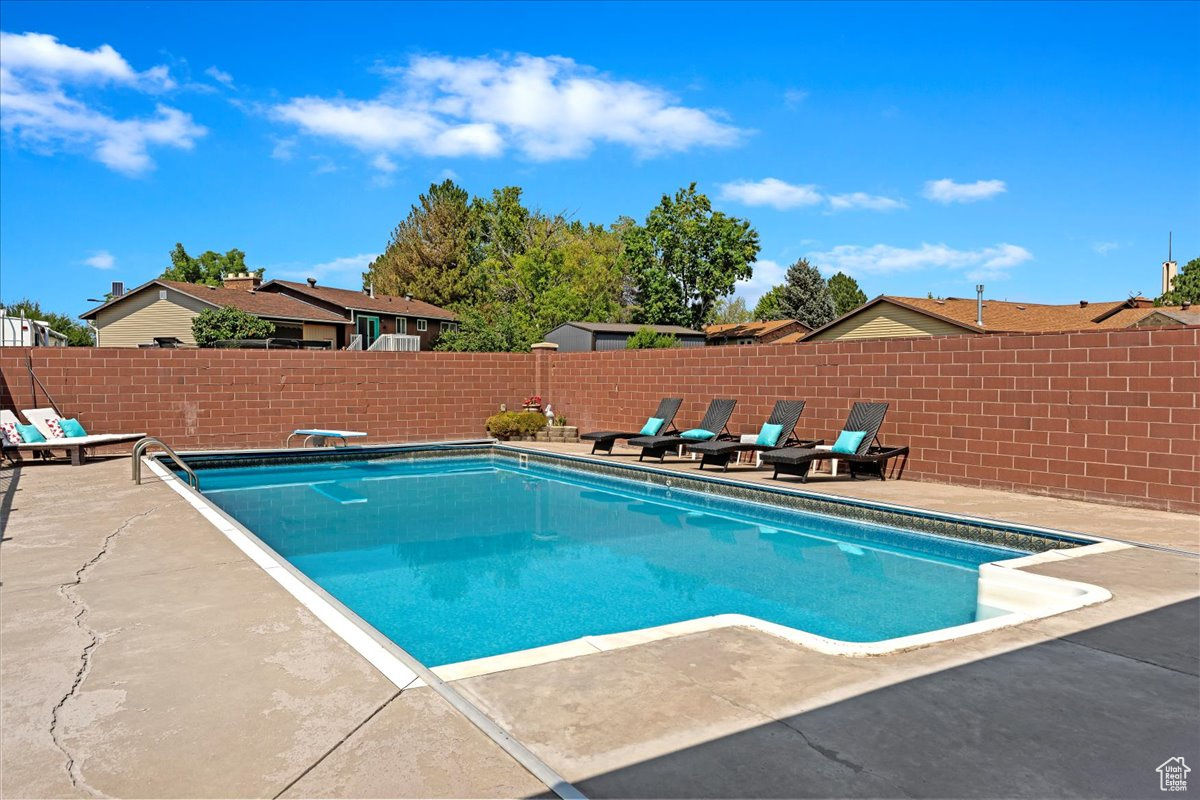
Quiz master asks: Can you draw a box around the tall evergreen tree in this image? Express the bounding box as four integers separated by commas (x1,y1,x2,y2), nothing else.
827,271,867,316
365,180,477,307
778,259,836,328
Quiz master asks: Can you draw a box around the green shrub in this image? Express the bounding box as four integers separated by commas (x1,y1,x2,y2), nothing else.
625,326,681,349
192,306,275,346
486,411,547,438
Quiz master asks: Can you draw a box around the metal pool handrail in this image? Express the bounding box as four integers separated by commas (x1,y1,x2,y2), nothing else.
132,437,199,490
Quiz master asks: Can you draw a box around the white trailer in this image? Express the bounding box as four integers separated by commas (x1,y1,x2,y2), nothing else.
0,311,68,347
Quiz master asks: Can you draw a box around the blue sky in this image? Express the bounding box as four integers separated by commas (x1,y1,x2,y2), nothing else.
1,0,1197,319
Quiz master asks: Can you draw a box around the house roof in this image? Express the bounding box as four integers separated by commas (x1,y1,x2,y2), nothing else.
260,280,458,321
773,331,809,344
554,322,705,336
81,279,350,324
705,319,806,340
1092,306,1200,328
799,295,1188,340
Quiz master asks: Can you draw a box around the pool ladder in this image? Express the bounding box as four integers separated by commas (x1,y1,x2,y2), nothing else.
132,437,200,490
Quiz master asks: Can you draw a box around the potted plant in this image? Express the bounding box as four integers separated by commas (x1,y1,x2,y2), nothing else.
522,395,543,413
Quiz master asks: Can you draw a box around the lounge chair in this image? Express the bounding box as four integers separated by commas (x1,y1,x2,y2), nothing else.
628,398,738,462
4,408,145,466
760,401,909,482
686,400,817,471
580,398,683,455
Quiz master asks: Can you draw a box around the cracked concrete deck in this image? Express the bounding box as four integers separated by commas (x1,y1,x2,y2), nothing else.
2,448,1198,799
0,459,547,799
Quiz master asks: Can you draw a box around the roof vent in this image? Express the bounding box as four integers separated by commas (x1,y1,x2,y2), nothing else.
405,293,413,301
1079,300,1089,308
307,277,317,287
1183,301,1192,311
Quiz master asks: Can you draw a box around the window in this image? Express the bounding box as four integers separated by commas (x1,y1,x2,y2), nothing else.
396,317,407,335
416,319,427,332
440,321,453,333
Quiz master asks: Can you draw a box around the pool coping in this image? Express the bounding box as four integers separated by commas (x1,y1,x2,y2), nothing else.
145,441,1122,701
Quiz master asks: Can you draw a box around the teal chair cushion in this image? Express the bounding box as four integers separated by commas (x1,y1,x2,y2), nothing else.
756,423,784,447
639,417,665,436
680,428,716,440
832,430,868,454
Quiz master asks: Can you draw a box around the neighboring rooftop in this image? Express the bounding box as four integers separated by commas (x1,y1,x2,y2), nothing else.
705,319,808,344
260,279,458,321
81,278,349,324
555,322,705,336
803,294,1198,342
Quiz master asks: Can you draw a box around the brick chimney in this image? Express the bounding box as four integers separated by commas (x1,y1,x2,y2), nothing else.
223,272,262,291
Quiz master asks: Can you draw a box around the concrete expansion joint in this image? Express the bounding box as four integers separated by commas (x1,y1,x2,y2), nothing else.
272,688,404,799
51,505,160,799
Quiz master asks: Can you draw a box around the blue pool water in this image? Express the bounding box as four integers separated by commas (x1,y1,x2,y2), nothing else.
195,454,1026,666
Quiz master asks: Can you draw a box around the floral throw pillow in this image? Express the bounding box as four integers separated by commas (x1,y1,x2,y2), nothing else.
45,417,65,439
0,421,22,446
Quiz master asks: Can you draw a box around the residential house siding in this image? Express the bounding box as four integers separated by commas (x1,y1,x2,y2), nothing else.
93,288,209,347
807,302,968,341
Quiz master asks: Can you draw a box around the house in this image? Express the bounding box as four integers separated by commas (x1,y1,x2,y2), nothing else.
543,322,707,352
704,319,810,346
801,295,1198,342
80,276,351,347
256,278,459,350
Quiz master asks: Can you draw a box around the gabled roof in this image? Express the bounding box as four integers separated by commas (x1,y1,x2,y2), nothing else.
553,322,705,336
705,319,806,340
260,280,458,321
81,279,350,324
800,295,1175,340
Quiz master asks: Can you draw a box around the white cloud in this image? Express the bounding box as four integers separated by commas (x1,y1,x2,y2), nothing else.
719,178,905,213
808,242,1032,280
922,178,1007,204
272,53,743,162
719,178,822,210
204,66,234,88
273,253,376,284
0,31,173,90
1092,241,1119,255
827,192,907,212
783,89,809,108
0,31,203,174
733,258,787,305
270,136,296,161
84,250,115,269
371,153,398,173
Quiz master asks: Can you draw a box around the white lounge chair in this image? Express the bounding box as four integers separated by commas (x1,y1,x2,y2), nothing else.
4,408,145,466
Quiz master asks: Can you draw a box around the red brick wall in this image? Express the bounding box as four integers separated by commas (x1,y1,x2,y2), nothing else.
3,326,1197,514
0,348,534,451
543,327,1200,514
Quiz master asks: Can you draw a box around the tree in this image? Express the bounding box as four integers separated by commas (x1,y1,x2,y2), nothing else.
191,307,275,346
710,297,754,324
2,298,95,346
827,272,867,316
623,183,760,330
778,259,836,328
161,243,254,286
1158,256,1200,305
625,326,681,349
753,286,787,321
436,305,540,353
365,180,478,307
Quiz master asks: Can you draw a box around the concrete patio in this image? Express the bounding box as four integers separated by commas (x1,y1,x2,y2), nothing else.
2,448,1197,798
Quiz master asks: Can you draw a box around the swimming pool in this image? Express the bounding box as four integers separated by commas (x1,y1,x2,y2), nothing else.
179,446,1104,668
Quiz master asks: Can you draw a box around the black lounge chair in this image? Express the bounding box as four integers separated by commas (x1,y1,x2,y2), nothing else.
628,398,738,462
760,401,909,482
687,400,817,471
580,398,683,455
